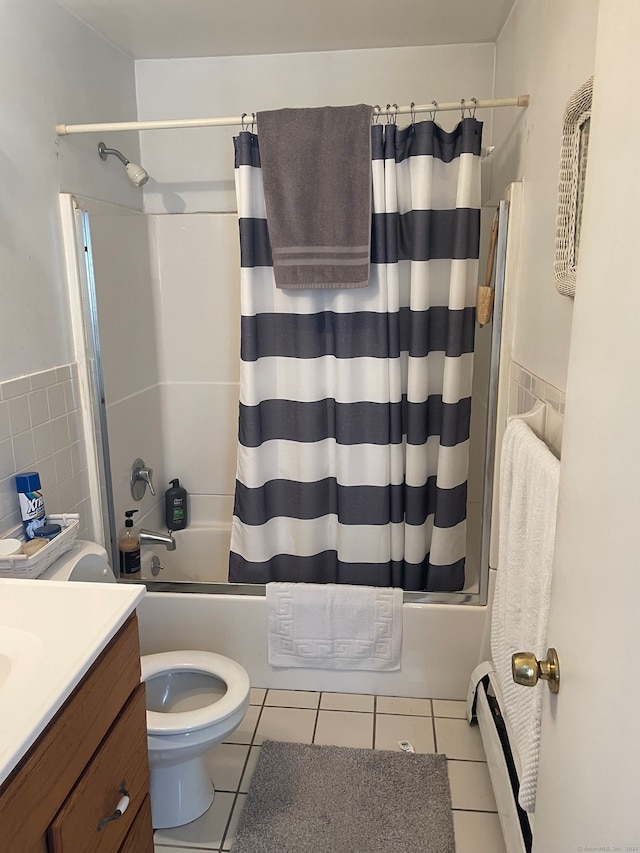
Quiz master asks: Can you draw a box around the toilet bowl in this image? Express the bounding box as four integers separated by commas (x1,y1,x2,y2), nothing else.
38,540,251,829
142,650,250,828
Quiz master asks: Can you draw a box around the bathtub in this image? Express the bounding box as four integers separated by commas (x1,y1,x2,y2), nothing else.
135,524,495,700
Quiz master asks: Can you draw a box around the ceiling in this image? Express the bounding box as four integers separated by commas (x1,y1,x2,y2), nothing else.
56,0,516,60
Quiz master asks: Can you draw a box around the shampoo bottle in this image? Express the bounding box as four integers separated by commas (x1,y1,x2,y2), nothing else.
165,479,188,531
118,509,141,576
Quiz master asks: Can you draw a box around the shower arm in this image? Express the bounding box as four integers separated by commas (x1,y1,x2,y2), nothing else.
98,142,129,166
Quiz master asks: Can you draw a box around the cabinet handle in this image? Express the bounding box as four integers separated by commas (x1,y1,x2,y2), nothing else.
97,785,130,831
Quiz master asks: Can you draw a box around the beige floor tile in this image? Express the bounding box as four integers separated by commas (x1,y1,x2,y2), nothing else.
204,743,250,793
249,687,266,705
320,692,374,712
254,706,316,744
377,696,432,716
313,710,373,748
435,718,486,761
239,746,261,793
448,760,497,812
223,704,260,745
154,846,213,852
153,790,235,850
433,699,467,719
222,793,247,850
453,810,507,853
265,689,320,709
374,713,435,753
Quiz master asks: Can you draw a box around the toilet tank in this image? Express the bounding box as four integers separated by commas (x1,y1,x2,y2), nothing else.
38,540,116,583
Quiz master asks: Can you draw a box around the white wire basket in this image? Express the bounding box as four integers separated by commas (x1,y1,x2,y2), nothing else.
0,514,80,579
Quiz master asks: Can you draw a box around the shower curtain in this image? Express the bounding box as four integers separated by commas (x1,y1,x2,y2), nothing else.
229,116,482,591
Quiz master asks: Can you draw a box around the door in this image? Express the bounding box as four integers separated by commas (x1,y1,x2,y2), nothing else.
532,1,640,849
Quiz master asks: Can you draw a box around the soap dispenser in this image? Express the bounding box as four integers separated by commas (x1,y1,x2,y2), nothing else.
118,509,141,576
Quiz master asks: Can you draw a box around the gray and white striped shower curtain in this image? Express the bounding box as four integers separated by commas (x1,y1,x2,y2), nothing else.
229,117,482,591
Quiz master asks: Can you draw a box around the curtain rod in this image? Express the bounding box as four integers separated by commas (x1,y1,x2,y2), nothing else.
55,95,529,136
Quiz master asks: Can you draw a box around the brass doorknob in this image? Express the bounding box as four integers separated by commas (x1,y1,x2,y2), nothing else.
512,648,560,694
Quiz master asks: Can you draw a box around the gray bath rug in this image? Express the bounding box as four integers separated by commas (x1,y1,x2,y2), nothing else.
230,741,455,853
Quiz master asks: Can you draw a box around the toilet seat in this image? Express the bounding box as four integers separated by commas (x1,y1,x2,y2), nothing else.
141,650,250,736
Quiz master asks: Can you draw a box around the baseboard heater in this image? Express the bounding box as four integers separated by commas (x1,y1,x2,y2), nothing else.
467,664,533,853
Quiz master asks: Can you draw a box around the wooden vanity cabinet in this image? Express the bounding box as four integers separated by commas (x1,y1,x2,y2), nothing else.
0,613,154,853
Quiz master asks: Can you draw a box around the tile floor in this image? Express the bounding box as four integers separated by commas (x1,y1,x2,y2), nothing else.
153,688,507,853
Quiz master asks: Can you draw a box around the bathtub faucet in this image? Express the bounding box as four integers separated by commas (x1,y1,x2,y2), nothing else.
139,528,176,551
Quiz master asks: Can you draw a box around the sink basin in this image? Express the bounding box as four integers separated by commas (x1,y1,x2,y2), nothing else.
0,626,45,691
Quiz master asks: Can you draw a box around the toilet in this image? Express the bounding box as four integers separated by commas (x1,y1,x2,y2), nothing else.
39,540,251,829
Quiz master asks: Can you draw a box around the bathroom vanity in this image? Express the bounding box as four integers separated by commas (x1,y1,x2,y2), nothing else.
0,579,152,852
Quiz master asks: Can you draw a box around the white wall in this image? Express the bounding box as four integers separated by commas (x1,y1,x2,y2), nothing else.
136,43,495,214
491,0,600,391
0,0,141,385
0,1,142,540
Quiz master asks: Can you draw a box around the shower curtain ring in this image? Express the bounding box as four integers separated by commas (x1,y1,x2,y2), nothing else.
410,102,416,127
430,100,438,122
373,105,381,124
470,97,478,118
392,104,398,125
251,113,256,132
241,113,248,131
460,98,466,120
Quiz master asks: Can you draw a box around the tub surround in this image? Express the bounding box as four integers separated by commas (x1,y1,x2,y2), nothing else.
0,578,145,785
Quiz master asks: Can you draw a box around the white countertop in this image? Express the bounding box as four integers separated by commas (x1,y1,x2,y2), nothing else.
0,578,145,786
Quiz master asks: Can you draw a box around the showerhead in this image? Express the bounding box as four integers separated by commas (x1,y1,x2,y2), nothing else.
98,141,149,187
125,161,150,187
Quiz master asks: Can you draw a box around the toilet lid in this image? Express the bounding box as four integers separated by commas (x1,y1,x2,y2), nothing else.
141,650,250,735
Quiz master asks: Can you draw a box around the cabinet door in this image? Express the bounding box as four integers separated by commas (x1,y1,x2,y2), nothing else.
48,685,150,853
0,616,141,852
118,796,154,853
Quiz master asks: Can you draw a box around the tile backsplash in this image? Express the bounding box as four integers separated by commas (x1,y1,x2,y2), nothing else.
0,364,91,538
509,361,565,458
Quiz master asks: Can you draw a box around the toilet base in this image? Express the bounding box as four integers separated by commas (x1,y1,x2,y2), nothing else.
149,754,215,829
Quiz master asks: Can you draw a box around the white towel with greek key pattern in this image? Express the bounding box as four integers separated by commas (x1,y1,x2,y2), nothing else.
267,582,403,670
491,418,560,813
